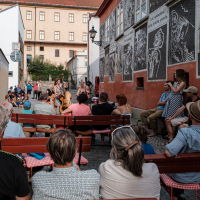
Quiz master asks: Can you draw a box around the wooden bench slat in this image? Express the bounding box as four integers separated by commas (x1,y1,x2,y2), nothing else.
70,121,130,126
71,115,130,120
18,114,66,120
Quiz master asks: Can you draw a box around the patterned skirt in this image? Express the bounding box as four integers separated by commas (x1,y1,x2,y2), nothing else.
162,94,184,118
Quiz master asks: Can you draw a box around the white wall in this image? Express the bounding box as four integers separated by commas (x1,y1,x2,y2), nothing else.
0,5,24,88
88,16,100,85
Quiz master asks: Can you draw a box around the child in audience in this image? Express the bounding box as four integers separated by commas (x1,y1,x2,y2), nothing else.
131,123,155,155
21,101,34,128
5,95,9,102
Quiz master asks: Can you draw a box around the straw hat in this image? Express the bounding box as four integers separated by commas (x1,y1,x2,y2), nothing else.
186,101,200,122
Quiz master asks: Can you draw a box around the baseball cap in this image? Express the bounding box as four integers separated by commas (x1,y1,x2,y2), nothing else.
186,101,200,122
183,86,198,93
24,101,31,108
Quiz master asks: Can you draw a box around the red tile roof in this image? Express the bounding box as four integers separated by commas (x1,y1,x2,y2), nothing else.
0,0,103,9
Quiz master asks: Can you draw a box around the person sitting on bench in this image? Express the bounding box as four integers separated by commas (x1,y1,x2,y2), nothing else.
92,92,121,145
32,129,100,199
0,105,30,200
140,81,172,137
164,100,200,200
99,126,160,199
165,86,200,143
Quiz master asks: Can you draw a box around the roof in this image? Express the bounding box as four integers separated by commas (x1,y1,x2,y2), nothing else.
0,0,104,9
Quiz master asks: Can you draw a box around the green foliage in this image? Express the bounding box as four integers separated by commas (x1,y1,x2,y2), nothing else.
28,55,69,81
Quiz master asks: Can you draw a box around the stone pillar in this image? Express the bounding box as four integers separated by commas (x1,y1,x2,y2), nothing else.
49,75,52,81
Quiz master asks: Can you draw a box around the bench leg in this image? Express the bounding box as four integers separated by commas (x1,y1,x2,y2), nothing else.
31,167,33,179
171,186,173,200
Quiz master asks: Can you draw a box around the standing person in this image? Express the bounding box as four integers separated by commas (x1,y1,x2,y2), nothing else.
140,81,172,136
76,81,86,96
33,82,38,99
37,80,42,100
162,69,187,142
65,82,69,91
26,81,32,99
86,79,92,88
86,85,92,109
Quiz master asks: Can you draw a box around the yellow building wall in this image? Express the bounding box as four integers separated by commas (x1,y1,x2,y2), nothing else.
0,67,8,103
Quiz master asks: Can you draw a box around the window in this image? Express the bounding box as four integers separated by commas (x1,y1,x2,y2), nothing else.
69,50,74,57
83,14,87,23
8,71,13,77
26,30,32,39
135,0,147,23
40,46,44,51
116,2,123,37
55,31,60,40
55,49,59,57
40,31,45,40
55,12,60,22
85,58,88,66
27,11,32,20
69,13,74,23
83,33,87,42
40,11,45,21
105,18,110,45
69,32,74,41
137,77,144,88
40,55,44,60
27,46,31,51
27,55,32,66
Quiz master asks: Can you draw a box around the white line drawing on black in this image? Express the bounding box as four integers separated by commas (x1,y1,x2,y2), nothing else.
124,0,134,31
99,58,105,83
149,0,168,13
123,43,133,81
169,10,195,64
105,48,110,76
134,24,147,71
181,4,188,12
110,10,116,43
109,53,115,82
148,28,164,78
115,44,123,73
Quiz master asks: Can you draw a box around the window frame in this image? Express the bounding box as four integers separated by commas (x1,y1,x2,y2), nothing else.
8,71,13,77
69,32,74,41
40,46,44,51
39,30,45,40
55,12,60,22
135,0,148,23
83,32,87,42
69,13,74,23
40,11,45,21
27,54,32,67
105,17,110,45
55,49,60,57
26,30,32,40
83,14,88,23
26,10,32,20
27,46,32,51
69,50,74,57
55,31,60,40
116,2,124,37
39,55,44,60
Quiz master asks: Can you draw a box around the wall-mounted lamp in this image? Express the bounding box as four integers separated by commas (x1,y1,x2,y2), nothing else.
89,26,102,46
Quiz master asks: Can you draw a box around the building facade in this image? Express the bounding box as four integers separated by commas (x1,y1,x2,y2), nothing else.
0,4,24,88
0,49,9,102
96,0,200,111
0,0,103,84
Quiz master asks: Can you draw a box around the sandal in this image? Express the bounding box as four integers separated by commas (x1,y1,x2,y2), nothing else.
148,132,157,137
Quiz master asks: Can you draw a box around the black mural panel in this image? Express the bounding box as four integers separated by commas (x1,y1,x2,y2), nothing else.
134,23,147,71
110,10,116,43
109,52,115,82
148,24,167,80
99,57,105,83
100,23,105,48
116,43,123,74
150,0,168,14
124,0,135,31
169,0,195,65
105,48,110,76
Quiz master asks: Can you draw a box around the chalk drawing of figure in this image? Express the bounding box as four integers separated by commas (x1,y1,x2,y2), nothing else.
124,44,133,77
148,28,164,78
124,0,134,30
170,10,194,63
109,54,115,82
116,45,123,73
99,58,105,82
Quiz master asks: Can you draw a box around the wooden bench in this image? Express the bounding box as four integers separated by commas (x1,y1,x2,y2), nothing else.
1,137,91,177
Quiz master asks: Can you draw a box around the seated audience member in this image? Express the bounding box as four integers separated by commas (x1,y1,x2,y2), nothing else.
33,93,55,136
5,95,9,102
21,101,34,128
62,94,92,136
21,89,25,99
140,81,172,137
116,94,132,124
164,100,200,200
131,123,155,154
165,86,200,143
92,92,121,145
17,93,24,108
99,126,160,199
0,105,30,200
11,95,18,107
46,83,54,97
1,102,25,158
32,129,100,199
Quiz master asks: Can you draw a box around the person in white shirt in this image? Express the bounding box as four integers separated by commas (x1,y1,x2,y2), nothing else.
99,126,160,200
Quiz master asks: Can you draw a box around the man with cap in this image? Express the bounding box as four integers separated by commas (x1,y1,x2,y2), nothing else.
165,86,200,143
21,101,34,129
164,100,200,200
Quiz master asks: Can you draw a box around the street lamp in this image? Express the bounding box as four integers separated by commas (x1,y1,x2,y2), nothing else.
89,26,102,46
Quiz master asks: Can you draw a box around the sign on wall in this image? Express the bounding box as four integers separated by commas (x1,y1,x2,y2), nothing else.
123,27,134,81
134,23,147,71
149,0,168,14
124,0,135,31
168,0,195,65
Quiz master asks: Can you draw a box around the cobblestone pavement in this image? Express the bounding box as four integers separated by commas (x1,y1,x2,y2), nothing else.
13,90,199,199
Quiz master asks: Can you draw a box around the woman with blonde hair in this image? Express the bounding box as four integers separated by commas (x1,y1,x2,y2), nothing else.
76,81,86,96
99,126,160,199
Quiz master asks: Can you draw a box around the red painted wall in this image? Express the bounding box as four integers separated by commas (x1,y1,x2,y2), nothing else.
100,62,200,110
